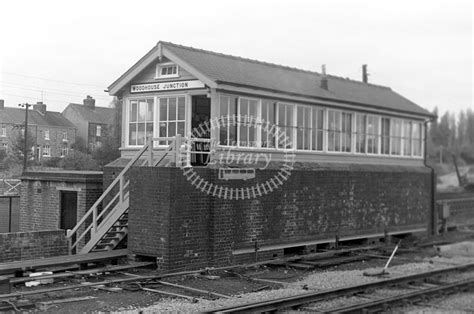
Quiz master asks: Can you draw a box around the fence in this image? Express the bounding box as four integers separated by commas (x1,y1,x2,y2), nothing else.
436,197,474,233
0,179,21,195
0,195,20,233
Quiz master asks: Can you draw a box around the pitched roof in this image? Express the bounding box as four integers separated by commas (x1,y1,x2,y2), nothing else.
109,41,433,118
0,107,75,128
64,103,116,125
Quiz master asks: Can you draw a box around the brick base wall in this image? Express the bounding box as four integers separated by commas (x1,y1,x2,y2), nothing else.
127,164,432,273
0,230,67,263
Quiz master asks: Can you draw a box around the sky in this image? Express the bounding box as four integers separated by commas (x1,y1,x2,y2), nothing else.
0,0,472,117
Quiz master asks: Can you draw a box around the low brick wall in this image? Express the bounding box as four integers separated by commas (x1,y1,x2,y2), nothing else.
127,164,432,273
0,230,68,263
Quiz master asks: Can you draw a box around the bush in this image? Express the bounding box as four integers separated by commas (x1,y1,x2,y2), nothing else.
41,157,62,168
59,150,100,171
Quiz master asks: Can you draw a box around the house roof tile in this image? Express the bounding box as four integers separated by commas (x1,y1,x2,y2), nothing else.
64,103,116,125
162,42,432,117
0,107,75,128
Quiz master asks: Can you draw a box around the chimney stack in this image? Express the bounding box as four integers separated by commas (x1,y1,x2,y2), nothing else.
362,64,369,83
33,101,47,115
320,65,328,90
0,99,4,110
83,95,96,110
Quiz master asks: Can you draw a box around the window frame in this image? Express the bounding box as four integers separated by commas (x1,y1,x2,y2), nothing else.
327,109,353,153
157,95,187,146
42,144,51,157
0,125,6,137
237,97,260,148
155,62,179,79
126,97,155,147
275,102,295,150
295,105,325,152
44,129,50,140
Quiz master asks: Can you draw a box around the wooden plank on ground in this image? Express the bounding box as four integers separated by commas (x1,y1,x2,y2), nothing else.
10,261,154,284
285,262,315,270
37,296,96,310
301,255,364,267
248,277,287,286
141,287,196,300
156,280,230,299
0,249,128,274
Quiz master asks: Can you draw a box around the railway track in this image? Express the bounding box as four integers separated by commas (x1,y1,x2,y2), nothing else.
209,262,474,313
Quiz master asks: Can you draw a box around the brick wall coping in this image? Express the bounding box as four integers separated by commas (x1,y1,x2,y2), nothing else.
21,170,103,183
0,229,65,237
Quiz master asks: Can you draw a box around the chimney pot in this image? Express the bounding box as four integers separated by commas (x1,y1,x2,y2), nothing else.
0,99,4,110
83,95,96,109
320,64,328,90
33,102,47,115
362,64,369,83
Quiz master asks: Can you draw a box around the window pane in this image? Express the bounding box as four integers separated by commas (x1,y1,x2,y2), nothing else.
130,101,137,122
146,99,154,121
367,116,379,154
137,123,145,145
297,107,304,149
304,109,311,150
159,122,167,137
391,119,402,155
219,96,229,145
381,118,390,155
341,113,351,152
160,98,167,121
403,121,412,156
129,123,137,145
168,97,176,120
356,114,366,153
146,123,153,140
177,122,185,137
168,122,176,137
138,100,147,121
178,97,185,120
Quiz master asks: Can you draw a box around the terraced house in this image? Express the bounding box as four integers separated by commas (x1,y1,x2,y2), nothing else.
66,42,436,273
62,96,116,151
0,100,76,160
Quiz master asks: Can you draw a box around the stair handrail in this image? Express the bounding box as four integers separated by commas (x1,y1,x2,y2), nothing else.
67,143,150,253
67,136,184,254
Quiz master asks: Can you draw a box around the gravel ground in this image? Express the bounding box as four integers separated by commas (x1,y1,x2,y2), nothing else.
400,292,474,313
117,258,474,313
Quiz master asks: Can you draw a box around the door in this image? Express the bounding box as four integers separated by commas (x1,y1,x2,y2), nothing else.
60,191,77,230
191,95,211,166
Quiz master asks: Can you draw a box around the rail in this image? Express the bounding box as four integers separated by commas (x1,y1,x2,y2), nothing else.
66,134,214,254
209,261,474,313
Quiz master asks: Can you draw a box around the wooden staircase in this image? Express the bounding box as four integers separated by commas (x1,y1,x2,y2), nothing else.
66,135,189,254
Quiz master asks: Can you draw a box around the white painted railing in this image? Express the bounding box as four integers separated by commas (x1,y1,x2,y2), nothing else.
66,135,194,254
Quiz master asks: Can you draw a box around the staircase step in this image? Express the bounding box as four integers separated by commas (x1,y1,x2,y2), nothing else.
94,243,114,249
105,230,126,235
99,237,120,243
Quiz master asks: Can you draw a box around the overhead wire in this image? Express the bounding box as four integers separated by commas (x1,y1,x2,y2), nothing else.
1,71,105,88
0,92,80,105
1,81,111,100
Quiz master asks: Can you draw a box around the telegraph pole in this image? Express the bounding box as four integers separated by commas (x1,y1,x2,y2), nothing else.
18,103,32,172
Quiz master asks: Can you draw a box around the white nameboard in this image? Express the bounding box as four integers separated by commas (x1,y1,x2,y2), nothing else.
130,80,205,93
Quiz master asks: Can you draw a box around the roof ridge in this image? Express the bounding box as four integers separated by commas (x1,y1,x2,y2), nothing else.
160,41,391,90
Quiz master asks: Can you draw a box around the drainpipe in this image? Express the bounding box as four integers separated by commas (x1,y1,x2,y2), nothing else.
423,120,437,235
